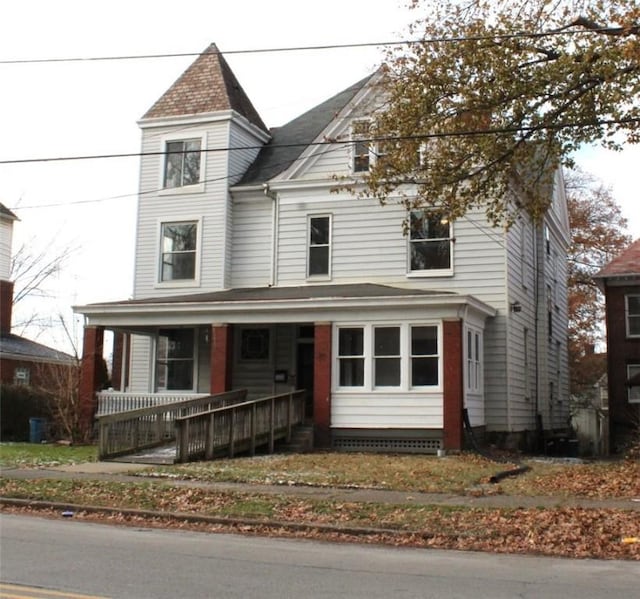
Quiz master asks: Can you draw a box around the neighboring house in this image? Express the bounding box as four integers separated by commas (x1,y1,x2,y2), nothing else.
594,239,640,452
0,203,75,388
74,44,570,452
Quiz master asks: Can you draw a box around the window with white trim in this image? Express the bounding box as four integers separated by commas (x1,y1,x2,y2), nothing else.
374,327,401,387
160,221,197,282
163,139,202,188
409,211,452,273
628,363,640,403
338,328,365,386
410,325,439,386
626,295,640,337
156,328,195,391
336,323,440,390
351,120,371,173
466,329,481,393
307,215,331,277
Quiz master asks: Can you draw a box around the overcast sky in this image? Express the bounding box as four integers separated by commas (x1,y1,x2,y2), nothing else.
2,0,638,353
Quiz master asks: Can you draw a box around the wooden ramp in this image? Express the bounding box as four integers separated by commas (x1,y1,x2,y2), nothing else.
97,389,307,464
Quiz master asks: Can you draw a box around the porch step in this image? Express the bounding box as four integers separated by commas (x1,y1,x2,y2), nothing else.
277,425,314,454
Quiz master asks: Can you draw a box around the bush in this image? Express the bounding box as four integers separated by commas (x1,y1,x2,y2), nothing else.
0,384,51,441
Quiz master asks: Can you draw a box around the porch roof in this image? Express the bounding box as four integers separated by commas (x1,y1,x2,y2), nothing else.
74,283,497,326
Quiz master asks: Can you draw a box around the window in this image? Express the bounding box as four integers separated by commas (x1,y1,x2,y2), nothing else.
160,222,197,282
240,329,270,361
156,328,195,391
626,295,640,337
466,329,481,393
374,327,400,386
411,326,439,386
308,215,331,277
409,211,452,272
628,364,640,403
163,139,201,188
351,120,371,173
13,366,30,386
335,323,440,390
338,328,365,386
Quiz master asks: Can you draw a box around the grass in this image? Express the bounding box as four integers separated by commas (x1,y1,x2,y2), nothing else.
140,452,507,494
0,443,97,469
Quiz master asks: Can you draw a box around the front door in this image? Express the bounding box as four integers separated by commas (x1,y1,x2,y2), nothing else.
296,341,314,419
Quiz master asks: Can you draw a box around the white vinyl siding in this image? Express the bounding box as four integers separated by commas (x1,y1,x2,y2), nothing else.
231,197,272,288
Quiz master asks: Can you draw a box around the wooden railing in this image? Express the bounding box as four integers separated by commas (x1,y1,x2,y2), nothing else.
96,390,248,460
96,391,209,416
175,390,306,463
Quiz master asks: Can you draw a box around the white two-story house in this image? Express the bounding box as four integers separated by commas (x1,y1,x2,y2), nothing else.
75,44,570,452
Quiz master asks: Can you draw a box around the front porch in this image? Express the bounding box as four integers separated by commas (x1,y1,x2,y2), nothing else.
76,283,497,453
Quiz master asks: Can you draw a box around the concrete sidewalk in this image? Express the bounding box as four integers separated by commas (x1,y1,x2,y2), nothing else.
2,462,639,511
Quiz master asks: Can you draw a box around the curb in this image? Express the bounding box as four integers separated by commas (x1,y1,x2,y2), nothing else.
0,496,429,539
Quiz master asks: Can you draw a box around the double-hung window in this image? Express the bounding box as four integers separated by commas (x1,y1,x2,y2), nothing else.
163,139,202,188
338,328,365,386
466,329,481,393
156,328,195,391
626,295,640,337
409,211,452,273
351,120,371,173
160,221,198,282
308,215,331,278
374,327,401,387
410,326,439,386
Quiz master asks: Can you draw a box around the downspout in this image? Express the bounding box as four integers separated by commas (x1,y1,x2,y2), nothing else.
533,223,542,446
264,184,278,287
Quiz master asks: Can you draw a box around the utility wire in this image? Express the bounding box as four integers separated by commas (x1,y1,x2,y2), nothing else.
0,27,623,65
3,116,638,166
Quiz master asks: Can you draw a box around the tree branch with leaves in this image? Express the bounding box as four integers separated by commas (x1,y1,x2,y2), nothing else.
362,0,639,225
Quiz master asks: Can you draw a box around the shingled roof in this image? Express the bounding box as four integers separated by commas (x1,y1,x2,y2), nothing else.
239,74,374,184
142,43,268,133
595,239,640,280
0,202,18,221
0,333,75,363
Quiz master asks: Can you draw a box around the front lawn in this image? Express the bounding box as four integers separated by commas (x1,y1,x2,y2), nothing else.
0,443,97,469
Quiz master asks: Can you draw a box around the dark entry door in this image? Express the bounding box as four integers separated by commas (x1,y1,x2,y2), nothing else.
296,342,314,419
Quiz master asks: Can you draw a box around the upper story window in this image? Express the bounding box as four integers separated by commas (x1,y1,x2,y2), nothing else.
156,328,195,391
351,119,373,173
163,139,201,188
308,215,331,278
626,295,640,337
408,211,452,274
160,221,197,282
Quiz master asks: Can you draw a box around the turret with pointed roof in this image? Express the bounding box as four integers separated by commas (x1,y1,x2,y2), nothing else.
142,43,268,133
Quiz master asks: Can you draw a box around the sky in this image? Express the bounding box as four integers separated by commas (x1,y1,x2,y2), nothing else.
1,0,639,354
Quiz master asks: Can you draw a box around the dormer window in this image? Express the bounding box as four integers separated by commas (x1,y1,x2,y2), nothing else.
163,139,201,188
351,120,371,173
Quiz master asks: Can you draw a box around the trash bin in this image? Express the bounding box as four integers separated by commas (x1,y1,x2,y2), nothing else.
29,418,47,443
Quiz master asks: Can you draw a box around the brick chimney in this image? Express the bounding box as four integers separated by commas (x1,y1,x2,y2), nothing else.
0,279,13,335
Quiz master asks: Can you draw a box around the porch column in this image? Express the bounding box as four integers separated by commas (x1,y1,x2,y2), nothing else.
78,325,104,442
442,319,464,451
111,332,124,391
313,322,332,447
210,324,233,393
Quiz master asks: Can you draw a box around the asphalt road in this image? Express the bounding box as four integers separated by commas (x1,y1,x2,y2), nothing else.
1,513,638,598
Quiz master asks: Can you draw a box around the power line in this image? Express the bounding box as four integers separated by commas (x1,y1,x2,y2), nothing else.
3,116,638,166
0,27,620,65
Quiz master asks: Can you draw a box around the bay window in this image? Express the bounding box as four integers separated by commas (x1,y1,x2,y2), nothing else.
156,328,195,391
163,139,201,188
160,221,198,282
